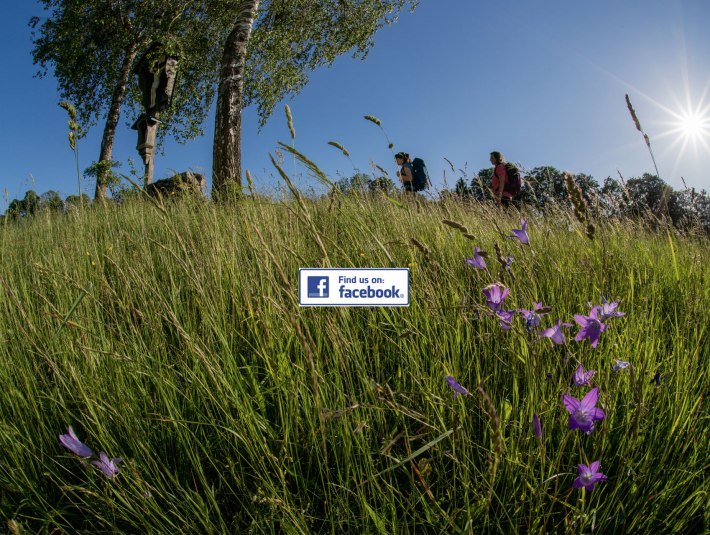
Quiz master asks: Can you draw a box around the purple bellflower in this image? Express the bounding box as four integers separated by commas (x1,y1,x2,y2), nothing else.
592,297,626,321
563,387,605,434
510,219,530,244
59,426,93,458
91,452,122,478
573,461,608,491
519,302,551,332
539,320,573,345
483,283,509,312
573,364,596,386
496,309,516,330
613,359,631,372
651,371,661,386
465,247,487,270
574,308,607,348
445,375,470,397
532,413,542,439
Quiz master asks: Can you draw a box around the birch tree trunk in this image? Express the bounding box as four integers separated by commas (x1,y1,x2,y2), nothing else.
94,42,139,202
212,0,260,200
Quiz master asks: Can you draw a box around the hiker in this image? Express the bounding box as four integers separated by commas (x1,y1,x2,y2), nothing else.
490,151,515,207
395,152,414,193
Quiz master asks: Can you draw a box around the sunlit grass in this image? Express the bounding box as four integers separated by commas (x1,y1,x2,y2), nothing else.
0,193,707,533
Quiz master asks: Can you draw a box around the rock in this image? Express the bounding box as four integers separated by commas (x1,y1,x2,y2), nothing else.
146,172,206,199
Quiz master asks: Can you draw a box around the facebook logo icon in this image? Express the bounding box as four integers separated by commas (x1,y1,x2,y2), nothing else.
307,276,329,298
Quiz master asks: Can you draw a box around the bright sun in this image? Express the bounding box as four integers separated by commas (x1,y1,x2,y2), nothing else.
657,99,710,165
677,110,708,140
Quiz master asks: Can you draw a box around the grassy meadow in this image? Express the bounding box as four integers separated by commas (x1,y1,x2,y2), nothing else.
0,192,707,533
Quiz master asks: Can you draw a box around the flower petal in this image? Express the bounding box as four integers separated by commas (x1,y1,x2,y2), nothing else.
59,426,93,458
573,314,588,327
591,473,608,484
562,394,580,414
580,387,599,410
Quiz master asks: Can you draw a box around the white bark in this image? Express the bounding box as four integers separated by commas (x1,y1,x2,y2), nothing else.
212,0,261,198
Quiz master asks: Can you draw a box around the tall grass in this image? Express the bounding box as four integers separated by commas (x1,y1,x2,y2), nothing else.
0,193,707,533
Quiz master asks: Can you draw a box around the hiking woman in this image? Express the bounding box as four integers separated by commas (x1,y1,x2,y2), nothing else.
490,151,513,207
395,152,414,193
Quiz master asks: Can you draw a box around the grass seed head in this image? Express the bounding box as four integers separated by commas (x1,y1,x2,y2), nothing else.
58,101,77,121
442,219,467,232
625,94,643,133
284,105,296,141
410,237,430,259
327,141,350,157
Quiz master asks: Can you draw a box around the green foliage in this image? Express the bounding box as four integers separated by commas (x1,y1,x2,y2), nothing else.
0,197,706,532
4,190,44,220
31,0,230,145
110,184,143,205
65,194,92,208
85,159,122,191
369,175,396,194
336,172,372,194
451,164,709,234
517,166,598,206
31,1,135,131
39,190,65,212
335,172,395,195
454,177,471,198
624,173,674,215
245,0,419,124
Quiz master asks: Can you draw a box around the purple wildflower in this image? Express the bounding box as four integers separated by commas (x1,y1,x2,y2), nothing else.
562,387,605,434
539,320,573,345
445,375,470,397
59,426,93,458
573,364,596,387
573,461,608,491
519,302,551,332
532,413,542,439
510,219,530,244
483,283,509,312
613,359,631,372
592,297,626,321
651,371,661,386
496,309,516,330
465,247,487,270
91,452,122,478
574,308,607,348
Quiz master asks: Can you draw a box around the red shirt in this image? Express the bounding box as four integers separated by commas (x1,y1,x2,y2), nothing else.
492,164,513,199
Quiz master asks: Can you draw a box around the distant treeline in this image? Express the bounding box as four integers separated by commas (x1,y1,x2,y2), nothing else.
3,167,709,234
336,167,709,234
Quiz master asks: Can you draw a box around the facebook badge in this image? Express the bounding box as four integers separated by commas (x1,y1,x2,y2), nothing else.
300,269,409,307
307,276,329,298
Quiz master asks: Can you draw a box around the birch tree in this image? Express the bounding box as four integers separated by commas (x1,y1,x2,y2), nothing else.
211,0,419,198
31,0,226,201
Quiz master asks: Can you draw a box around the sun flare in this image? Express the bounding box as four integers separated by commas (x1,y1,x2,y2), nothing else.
676,110,709,140
656,97,710,171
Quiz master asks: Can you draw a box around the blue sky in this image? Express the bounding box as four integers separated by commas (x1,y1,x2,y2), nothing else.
1,0,709,202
